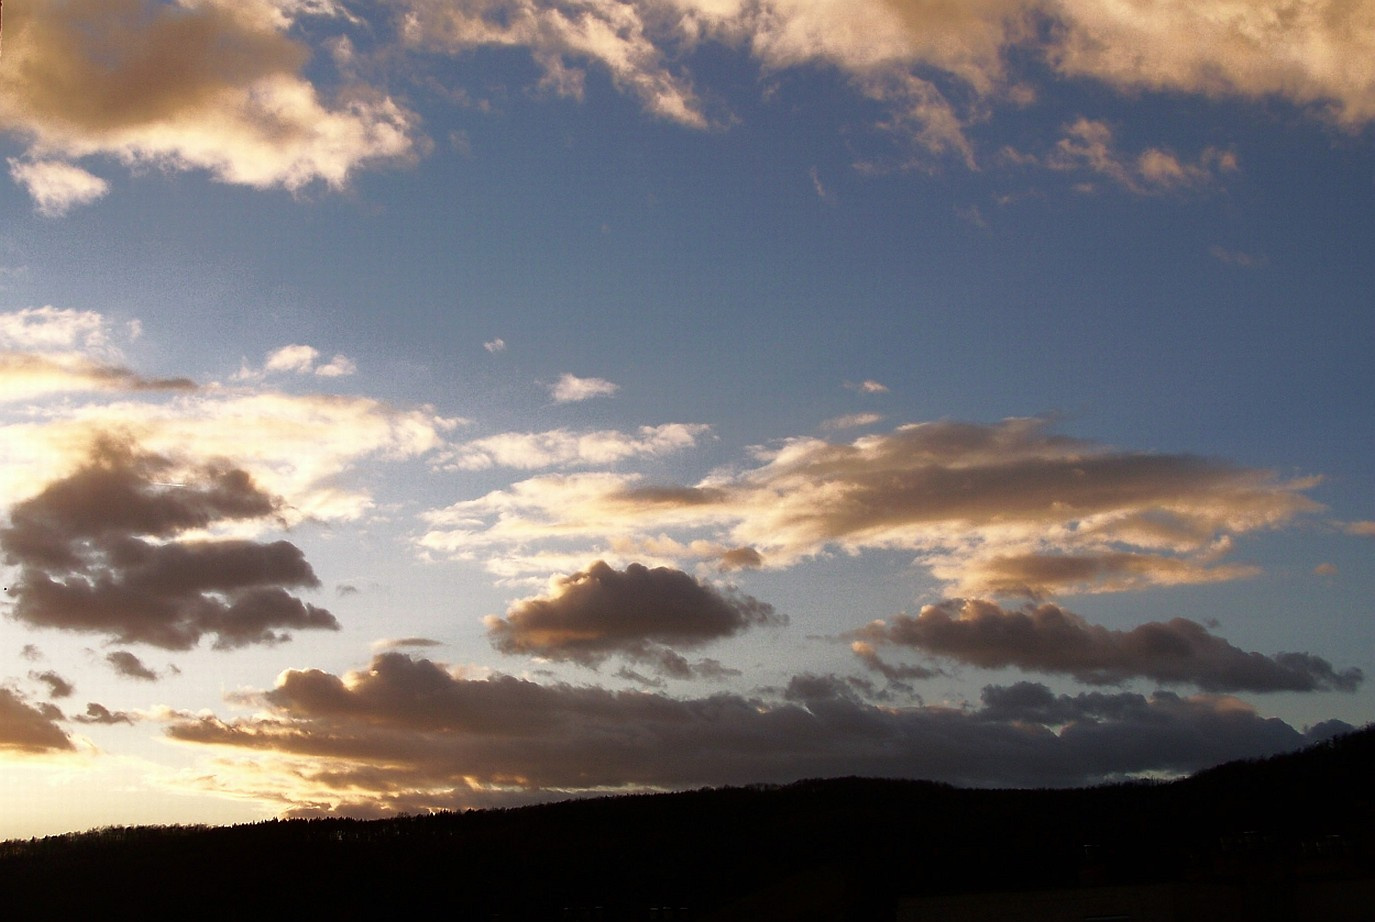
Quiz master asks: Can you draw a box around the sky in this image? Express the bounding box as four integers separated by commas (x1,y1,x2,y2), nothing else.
0,0,1371,839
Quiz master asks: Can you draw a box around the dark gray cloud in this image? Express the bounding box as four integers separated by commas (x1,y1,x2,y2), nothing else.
0,687,73,752
71,702,138,725
31,669,74,698
487,561,782,671
856,598,1362,693
165,653,1344,816
1,438,338,650
106,651,158,681
374,637,444,650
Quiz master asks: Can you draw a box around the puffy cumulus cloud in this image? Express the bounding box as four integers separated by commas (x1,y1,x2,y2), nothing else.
420,418,1321,596
549,373,620,403
0,0,417,202
0,687,74,753
439,423,710,471
162,652,1336,815
106,651,160,681
30,670,75,699
855,598,1364,693
485,560,782,668
0,437,339,650
237,344,358,381
6,158,110,216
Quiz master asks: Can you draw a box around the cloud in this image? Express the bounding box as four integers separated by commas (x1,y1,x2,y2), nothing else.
163,652,1335,815
1210,246,1264,268
422,418,1321,594
389,0,1375,177
0,307,195,401
440,423,710,470
850,641,941,682
848,380,889,394
30,670,75,699
71,702,139,725
1344,521,1375,538
237,344,358,381
398,0,708,128
0,381,457,523
0,687,73,753
948,550,1259,598
106,650,160,681
7,158,110,216
0,352,196,403
0,306,130,355
1,437,339,650
1048,0,1375,127
821,413,883,431
855,598,1363,693
0,0,417,198
1037,118,1237,193
372,637,445,651
549,373,620,403
485,561,782,668
484,338,506,354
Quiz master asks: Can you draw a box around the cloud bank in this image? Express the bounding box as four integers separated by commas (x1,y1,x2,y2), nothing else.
164,651,1344,816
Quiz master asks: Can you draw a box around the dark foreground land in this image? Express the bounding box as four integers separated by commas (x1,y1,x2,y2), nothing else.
2,726,1372,921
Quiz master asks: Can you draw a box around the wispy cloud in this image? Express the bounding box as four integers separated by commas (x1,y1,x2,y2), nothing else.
549,373,619,403
440,423,709,470
421,418,1320,593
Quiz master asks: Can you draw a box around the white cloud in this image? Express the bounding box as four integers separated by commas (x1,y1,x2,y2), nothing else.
549,373,620,403
0,306,122,355
239,344,357,380
7,159,110,216
441,423,710,470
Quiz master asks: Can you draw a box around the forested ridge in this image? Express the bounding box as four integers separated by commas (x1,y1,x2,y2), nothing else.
3,725,1371,920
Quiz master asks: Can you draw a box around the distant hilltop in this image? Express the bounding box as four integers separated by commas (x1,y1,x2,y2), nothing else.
2,724,1372,921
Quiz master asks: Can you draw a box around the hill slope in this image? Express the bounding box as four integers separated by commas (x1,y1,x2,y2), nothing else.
2,725,1371,920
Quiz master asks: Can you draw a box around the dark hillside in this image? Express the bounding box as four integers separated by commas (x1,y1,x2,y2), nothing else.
2,725,1371,920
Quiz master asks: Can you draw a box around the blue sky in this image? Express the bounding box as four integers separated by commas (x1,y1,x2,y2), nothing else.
0,0,1371,837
